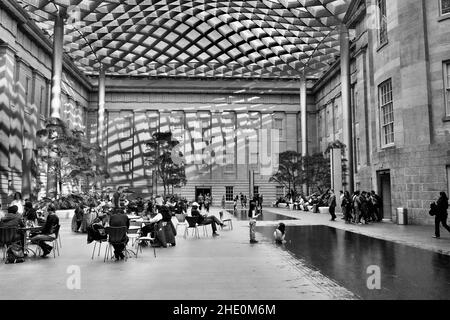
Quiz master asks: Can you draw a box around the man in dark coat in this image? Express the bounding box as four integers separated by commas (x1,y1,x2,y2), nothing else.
109,208,129,259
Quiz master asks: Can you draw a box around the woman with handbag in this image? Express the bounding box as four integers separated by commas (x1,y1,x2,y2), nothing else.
433,192,450,239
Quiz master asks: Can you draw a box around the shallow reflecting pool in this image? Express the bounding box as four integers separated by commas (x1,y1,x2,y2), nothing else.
256,225,450,300
226,209,297,221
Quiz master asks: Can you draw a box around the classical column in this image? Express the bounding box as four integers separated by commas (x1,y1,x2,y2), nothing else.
340,25,354,194
98,65,106,149
299,77,307,157
48,8,65,198
49,8,65,119
0,44,16,207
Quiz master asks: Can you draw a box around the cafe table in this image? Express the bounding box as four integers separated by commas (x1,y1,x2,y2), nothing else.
19,225,43,256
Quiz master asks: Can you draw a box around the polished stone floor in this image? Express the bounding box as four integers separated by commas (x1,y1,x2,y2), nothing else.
0,208,354,300
1,206,447,300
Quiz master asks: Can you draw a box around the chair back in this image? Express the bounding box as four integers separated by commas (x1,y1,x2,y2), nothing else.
185,216,198,228
175,213,186,223
106,226,127,243
0,227,18,245
50,224,60,238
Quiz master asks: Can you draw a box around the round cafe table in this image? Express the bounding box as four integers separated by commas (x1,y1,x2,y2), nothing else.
19,225,43,256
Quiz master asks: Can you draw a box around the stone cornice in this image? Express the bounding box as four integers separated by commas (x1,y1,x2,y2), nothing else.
0,0,92,91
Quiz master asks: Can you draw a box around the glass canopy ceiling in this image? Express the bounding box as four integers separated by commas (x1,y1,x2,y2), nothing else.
18,0,351,79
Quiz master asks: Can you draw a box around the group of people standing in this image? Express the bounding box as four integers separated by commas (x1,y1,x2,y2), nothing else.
338,190,382,224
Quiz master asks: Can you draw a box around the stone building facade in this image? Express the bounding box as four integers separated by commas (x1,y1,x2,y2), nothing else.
313,0,450,224
0,0,449,224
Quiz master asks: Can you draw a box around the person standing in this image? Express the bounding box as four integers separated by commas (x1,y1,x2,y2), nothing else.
328,189,337,221
240,193,244,208
352,191,361,224
341,191,352,223
204,194,211,213
249,195,260,244
433,192,450,239
258,194,263,212
370,191,382,222
113,187,121,208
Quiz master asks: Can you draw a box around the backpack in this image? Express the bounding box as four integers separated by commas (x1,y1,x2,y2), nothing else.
5,243,25,264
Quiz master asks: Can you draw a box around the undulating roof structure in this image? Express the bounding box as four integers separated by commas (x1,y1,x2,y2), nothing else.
18,0,351,79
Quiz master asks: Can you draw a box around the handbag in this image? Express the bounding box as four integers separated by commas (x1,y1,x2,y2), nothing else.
429,202,437,216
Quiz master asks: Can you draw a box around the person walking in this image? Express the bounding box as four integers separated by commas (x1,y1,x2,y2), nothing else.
433,192,450,239
328,189,337,221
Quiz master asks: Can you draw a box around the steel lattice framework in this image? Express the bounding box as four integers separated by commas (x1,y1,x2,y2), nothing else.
18,0,350,79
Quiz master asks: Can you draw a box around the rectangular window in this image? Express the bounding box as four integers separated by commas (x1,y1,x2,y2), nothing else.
377,0,388,45
25,77,31,105
119,117,132,139
39,85,45,116
121,152,131,172
445,62,450,116
274,118,283,138
276,186,284,199
378,79,394,146
441,0,450,15
224,151,234,172
356,137,361,165
225,186,234,201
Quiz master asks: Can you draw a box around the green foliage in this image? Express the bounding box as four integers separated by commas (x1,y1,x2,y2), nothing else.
145,131,186,195
36,117,109,196
269,151,303,195
303,153,331,194
270,151,331,196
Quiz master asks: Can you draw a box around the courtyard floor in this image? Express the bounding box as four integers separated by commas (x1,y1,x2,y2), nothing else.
0,206,448,300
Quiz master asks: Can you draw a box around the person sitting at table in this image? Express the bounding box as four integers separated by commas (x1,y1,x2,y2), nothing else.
0,205,25,248
30,204,59,257
190,202,224,237
140,204,173,236
108,208,130,260
23,201,37,225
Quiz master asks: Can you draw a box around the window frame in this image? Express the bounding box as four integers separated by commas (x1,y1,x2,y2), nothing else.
444,61,450,118
273,118,283,138
121,152,132,173
378,79,395,147
440,0,450,16
225,186,234,201
377,0,388,46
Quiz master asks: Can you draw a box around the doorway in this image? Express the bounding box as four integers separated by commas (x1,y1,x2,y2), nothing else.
377,170,392,221
195,187,212,201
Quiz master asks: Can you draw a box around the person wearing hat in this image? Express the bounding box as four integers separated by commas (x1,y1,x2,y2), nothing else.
190,202,224,236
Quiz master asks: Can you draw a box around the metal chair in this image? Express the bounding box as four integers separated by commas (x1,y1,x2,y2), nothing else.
219,211,233,230
184,216,200,238
174,213,188,234
0,227,18,261
104,226,128,262
135,224,157,258
34,225,61,258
